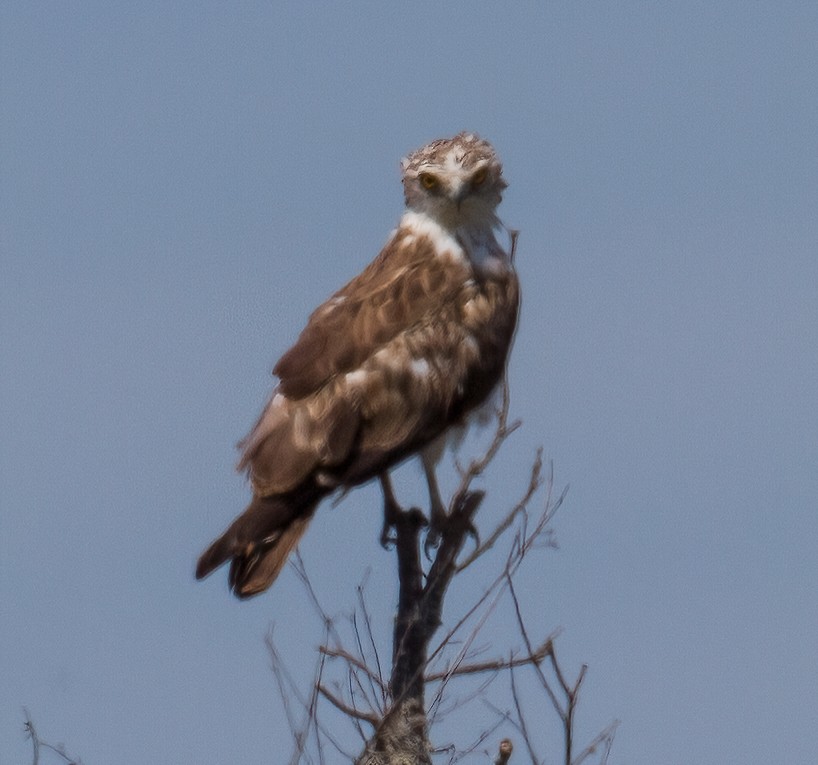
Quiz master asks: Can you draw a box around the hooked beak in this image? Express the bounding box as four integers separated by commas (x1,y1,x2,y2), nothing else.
450,180,469,209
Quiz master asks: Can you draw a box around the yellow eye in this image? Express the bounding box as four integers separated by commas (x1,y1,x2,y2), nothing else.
419,172,439,190
471,167,488,187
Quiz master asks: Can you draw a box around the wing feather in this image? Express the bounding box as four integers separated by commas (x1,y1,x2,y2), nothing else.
274,230,463,399
239,225,519,496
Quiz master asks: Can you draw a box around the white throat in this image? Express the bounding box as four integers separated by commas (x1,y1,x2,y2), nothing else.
400,210,510,273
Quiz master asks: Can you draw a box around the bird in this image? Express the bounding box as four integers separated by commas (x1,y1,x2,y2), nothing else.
196,132,520,598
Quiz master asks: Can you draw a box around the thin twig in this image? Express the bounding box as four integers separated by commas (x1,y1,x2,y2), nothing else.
265,387,608,765
509,662,540,764
441,717,509,765
267,629,346,764
429,459,564,675
427,569,507,723
426,634,555,681
24,711,82,765
572,721,620,765
507,575,565,719
309,629,328,765
318,685,380,728
319,646,388,694
24,712,40,765
457,447,544,571
357,578,386,700
452,379,520,502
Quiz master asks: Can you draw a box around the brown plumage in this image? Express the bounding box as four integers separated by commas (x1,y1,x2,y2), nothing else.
196,132,520,598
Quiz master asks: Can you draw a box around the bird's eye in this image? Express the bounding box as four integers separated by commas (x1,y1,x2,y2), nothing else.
419,173,439,190
471,167,488,187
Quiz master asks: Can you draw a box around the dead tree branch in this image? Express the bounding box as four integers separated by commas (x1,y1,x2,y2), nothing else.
424,633,555,682
263,392,613,765
23,711,83,765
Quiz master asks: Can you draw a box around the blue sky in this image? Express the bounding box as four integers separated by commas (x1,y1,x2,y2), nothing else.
2,2,817,763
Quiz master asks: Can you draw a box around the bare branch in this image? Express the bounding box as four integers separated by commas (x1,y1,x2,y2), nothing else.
572,721,620,765
425,633,556,682
510,663,540,764
267,629,306,740
437,715,511,765
24,712,40,765
319,646,388,694
452,378,520,503
505,574,615,765
24,710,82,765
428,456,564,685
357,577,387,701
292,551,336,630
318,684,380,728
261,393,610,765
457,447,544,571
267,628,350,764
507,575,565,720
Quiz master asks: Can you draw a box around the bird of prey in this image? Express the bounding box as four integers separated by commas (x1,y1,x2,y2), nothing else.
196,132,520,598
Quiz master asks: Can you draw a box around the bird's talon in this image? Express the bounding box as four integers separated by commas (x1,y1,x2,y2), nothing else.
423,528,442,559
466,520,480,550
380,527,397,549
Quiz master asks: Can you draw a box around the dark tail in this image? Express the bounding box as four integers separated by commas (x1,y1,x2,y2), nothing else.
196,487,323,599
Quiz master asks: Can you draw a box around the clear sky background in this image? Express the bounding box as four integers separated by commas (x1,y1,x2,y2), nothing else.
2,3,817,763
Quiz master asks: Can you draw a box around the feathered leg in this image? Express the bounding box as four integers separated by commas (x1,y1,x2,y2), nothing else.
379,472,403,548
421,449,448,555
421,443,480,557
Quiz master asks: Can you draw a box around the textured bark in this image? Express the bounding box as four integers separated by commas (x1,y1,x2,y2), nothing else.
355,492,484,764
354,698,430,765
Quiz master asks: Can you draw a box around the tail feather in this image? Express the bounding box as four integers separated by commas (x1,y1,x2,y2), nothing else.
196,490,320,598
227,515,312,598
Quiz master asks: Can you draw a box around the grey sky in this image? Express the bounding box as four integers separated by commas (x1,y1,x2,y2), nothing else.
2,3,817,763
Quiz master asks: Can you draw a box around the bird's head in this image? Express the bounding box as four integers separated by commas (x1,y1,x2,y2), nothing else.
401,132,506,229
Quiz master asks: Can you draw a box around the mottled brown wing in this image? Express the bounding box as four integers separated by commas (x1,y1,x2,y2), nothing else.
239,228,519,498
274,229,464,400
336,261,520,485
